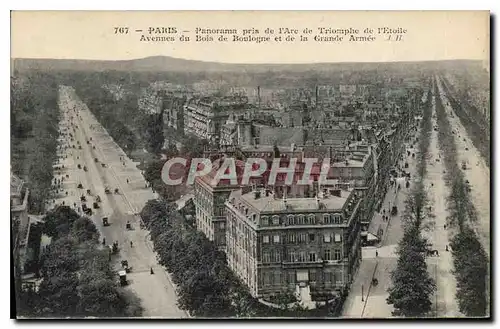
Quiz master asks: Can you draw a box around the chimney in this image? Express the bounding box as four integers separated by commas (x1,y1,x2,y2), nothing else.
257,86,261,110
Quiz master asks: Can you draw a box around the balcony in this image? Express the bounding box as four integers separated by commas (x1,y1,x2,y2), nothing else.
281,260,324,268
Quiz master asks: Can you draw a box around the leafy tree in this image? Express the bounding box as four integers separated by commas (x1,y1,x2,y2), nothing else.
71,217,99,243
387,244,436,317
42,206,80,239
450,227,487,316
142,113,165,154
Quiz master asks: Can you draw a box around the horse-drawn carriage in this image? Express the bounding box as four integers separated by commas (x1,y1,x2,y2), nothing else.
109,241,119,254
121,260,132,273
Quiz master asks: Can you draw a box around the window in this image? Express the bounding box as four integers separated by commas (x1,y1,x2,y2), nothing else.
309,233,316,242
261,216,269,226
263,251,271,263
308,214,316,224
274,272,280,285
309,252,317,262
273,235,280,243
287,215,295,225
289,251,297,262
263,235,270,244
324,233,331,243
288,271,296,284
333,215,342,224
220,222,225,229
324,249,331,261
324,272,332,283
309,270,317,283
272,215,280,226
334,233,342,242
299,251,307,262
264,272,271,285
275,251,282,263
288,233,297,243
334,249,342,260
297,214,305,225
299,233,307,243
323,214,330,224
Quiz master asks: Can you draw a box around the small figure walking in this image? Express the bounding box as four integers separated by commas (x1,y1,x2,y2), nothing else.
445,245,449,252
444,224,447,229
150,267,154,275
126,178,129,184
375,250,379,257
102,238,106,246
130,241,133,248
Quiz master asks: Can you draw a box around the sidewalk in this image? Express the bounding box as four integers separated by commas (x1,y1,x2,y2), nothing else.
343,132,421,318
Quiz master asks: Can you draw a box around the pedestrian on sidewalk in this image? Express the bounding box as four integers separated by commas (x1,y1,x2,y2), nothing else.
130,241,133,248
150,267,154,275
446,245,449,252
375,250,379,257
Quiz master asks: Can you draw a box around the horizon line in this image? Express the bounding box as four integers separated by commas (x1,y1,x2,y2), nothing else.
10,55,485,66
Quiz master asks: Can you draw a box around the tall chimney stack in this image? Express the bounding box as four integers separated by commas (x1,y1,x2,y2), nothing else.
257,86,261,110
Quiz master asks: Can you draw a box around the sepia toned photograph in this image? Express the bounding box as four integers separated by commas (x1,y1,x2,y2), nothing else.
10,10,490,319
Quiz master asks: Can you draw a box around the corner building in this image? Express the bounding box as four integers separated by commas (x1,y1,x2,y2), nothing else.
225,186,362,302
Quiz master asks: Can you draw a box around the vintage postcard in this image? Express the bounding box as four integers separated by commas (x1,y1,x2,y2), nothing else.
10,11,490,319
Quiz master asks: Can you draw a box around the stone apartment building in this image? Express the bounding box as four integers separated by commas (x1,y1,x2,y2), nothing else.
224,186,362,303
183,95,251,142
196,143,376,248
162,92,187,133
11,173,31,274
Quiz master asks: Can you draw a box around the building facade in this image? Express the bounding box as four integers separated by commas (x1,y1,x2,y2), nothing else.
11,173,31,274
225,187,362,302
162,93,186,133
184,96,251,142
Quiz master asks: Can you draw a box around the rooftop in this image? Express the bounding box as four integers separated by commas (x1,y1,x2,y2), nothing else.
232,188,352,213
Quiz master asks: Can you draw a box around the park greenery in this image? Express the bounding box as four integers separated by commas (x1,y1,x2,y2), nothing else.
387,83,435,317
140,199,338,318
434,82,488,317
17,206,143,318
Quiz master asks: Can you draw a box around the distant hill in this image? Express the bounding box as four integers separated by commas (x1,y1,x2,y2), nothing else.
11,56,482,73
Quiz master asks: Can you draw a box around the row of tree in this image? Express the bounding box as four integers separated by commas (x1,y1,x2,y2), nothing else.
139,199,334,317
440,76,490,167
17,206,143,318
11,73,61,214
433,81,488,317
386,83,436,317
74,83,139,154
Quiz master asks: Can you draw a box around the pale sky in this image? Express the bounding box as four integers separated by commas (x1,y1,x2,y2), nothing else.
11,11,490,64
